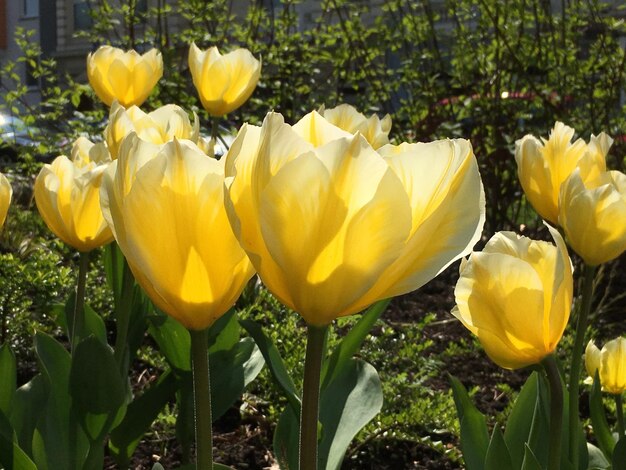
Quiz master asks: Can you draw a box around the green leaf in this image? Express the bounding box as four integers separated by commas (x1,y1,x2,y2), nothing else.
208,309,240,353
109,370,178,467
318,359,383,470
69,336,127,440
589,372,616,459
0,410,37,470
449,375,489,470
521,444,543,470
0,344,16,416
148,310,191,371
504,372,539,469
587,442,610,469
210,337,264,421
613,437,626,470
321,299,389,389
273,405,299,470
485,427,513,470
525,373,550,465
34,332,90,470
8,374,48,456
56,295,107,345
240,319,301,412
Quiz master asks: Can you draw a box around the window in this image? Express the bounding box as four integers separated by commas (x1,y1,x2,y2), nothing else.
73,1,93,31
23,0,39,18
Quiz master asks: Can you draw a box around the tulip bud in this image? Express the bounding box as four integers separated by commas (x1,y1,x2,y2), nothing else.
87,45,163,107
224,111,485,326
318,104,392,149
452,225,573,370
559,167,626,265
104,102,200,159
0,172,12,229
100,136,254,330
585,338,626,395
188,43,261,116
515,122,607,224
35,138,114,252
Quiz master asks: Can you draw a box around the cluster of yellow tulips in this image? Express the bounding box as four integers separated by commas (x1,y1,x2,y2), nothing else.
0,40,624,470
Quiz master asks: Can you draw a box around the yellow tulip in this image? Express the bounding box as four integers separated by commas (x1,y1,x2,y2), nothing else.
87,46,163,107
0,172,12,228
452,226,573,370
104,102,200,159
515,122,608,224
318,104,392,149
100,135,255,330
559,166,626,266
224,111,485,326
188,43,261,116
585,338,626,394
35,138,114,252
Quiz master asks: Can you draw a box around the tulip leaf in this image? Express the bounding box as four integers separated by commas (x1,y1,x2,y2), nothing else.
319,358,383,470
589,372,616,459
504,371,539,469
109,370,179,466
55,294,108,345
34,332,90,469
612,437,626,470
525,373,550,465
273,404,299,470
208,309,240,353
521,444,543,470
587,442,610,469
103,242,126,305
240,319,301,412
8,374,48,457
0,344,16,416
148,310,191,371
321,299,389,389
0,410,37,470
449,375,489,470
210,337,264,421
485,426,513,470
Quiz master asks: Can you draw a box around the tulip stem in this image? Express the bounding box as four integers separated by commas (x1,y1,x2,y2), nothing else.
616,394,625,440
189,327,213,470
300,324,329,470
114,259,135,375
568,263,596,464
543,354,563,470
71,251,90,354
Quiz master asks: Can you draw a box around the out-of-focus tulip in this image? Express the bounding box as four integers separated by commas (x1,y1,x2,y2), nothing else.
559,167,626,266
35,138,114,252
104,102,199,159
100,135,255,330
224,111,485,326
0,172,12,228
87,46,163,107
586,338,626,395
188,43,261,116
318,104,392,149
515,122,608,224
452,226,573,370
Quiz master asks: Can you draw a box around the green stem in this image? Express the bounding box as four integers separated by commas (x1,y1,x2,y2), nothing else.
190,328,213,470
113,260,135,374
71,251,90,354
616,393,625,440
210,116,220,144
299,324,329,470
568,263,596,465
543,354,563,470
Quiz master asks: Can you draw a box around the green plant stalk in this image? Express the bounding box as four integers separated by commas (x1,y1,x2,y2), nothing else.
71,251,90,354
113,260,135,374
616,393,625,440
299,323,329,470
190,328,213,470
568,263,596,464
543,354,563,470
